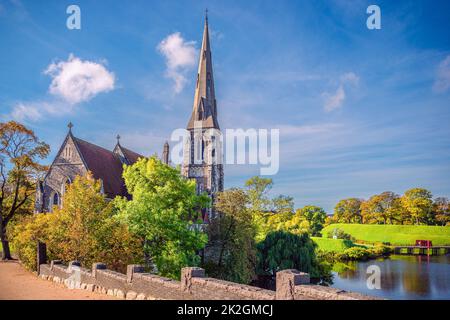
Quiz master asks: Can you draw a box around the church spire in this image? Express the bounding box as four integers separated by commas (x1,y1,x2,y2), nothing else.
187,12,219,130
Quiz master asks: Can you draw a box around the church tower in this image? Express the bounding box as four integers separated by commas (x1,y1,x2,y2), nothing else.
182,12,224,221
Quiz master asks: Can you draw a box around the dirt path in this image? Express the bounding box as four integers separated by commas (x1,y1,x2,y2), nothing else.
0,260,116,300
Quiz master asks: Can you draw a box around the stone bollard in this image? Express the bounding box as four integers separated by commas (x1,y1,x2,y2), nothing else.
276,269,310,300
127,265,144,283
181,267,205,292
68,261,81,272
36,242,47,275
50,260,62,271
92,263,107,278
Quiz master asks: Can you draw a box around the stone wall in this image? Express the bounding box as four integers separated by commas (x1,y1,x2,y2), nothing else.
37,261,379,300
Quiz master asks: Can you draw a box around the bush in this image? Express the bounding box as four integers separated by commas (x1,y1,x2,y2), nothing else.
341,247,370,260
368,245,392,256
327,228,353,240
9,214,52,270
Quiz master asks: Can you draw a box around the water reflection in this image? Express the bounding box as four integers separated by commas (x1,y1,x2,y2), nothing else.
331,255,450,300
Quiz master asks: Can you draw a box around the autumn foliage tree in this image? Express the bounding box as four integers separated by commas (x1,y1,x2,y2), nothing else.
400,188,434,225
1,121,49,260
360,192,403,224
433,197,450,226
10,174,142,272
330,188,448,226
332,198,363,224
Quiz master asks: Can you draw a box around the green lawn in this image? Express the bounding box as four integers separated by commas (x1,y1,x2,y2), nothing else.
311,237,354,252
321,224,450,246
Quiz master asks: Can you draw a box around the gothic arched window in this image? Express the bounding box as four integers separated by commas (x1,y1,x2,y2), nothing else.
53,193,59,206
62,177,71,194
201,139,205,161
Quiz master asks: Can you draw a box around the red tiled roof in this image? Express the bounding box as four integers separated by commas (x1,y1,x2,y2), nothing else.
73,137,140,199
121,146,143,164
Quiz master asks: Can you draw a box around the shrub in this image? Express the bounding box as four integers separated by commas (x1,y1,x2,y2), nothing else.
9,214,52,270
342,247,371,260
368,245,392,256
327,228,353,240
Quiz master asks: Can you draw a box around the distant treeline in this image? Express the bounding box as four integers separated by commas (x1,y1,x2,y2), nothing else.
328,188,450,226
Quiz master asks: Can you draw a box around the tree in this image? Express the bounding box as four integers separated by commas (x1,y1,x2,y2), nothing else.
0,121,49,260
115,156,209,279
433,197,450,226
332,198,363,224
207,188,256,284
293,205,327,236
360,192,403,224
256,231,323,282
400,188,433,225
245,176,273,213
270,195,294,214
245,176,297,241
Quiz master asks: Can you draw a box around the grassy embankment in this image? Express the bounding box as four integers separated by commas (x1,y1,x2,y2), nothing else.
321,224,450,246
311,237,356,252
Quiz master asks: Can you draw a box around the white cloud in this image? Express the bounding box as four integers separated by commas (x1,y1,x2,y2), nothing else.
323,85,346,112
157,32,197,93
10,103,43,122
9,101,63,122
7,54,116,122
322,72,359,112
44,54,115,104
433,55,450,93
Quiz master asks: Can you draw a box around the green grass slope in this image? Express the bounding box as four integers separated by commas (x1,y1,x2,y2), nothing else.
311,237,354,252
321,224,450,246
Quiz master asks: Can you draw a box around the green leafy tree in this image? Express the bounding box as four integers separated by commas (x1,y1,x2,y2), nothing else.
293,205,327,236
400,188,433,225
207,188,256,284
271,195,294,214
115,156,209,279
332,198,363,224
245,176,297,241
245,176,273,213
1,121,49,260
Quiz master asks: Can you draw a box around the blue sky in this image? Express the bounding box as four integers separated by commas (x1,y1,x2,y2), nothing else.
1,0,449,212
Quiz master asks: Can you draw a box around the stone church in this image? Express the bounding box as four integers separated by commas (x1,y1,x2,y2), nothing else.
35,14,224,221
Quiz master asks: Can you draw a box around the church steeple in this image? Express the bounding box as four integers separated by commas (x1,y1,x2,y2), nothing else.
182,12,224,222
187,11,219,130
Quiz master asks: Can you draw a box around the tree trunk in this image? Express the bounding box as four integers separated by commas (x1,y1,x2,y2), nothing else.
1,223,12,260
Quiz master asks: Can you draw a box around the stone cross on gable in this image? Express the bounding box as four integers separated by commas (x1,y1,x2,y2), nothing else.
68,122,73,132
